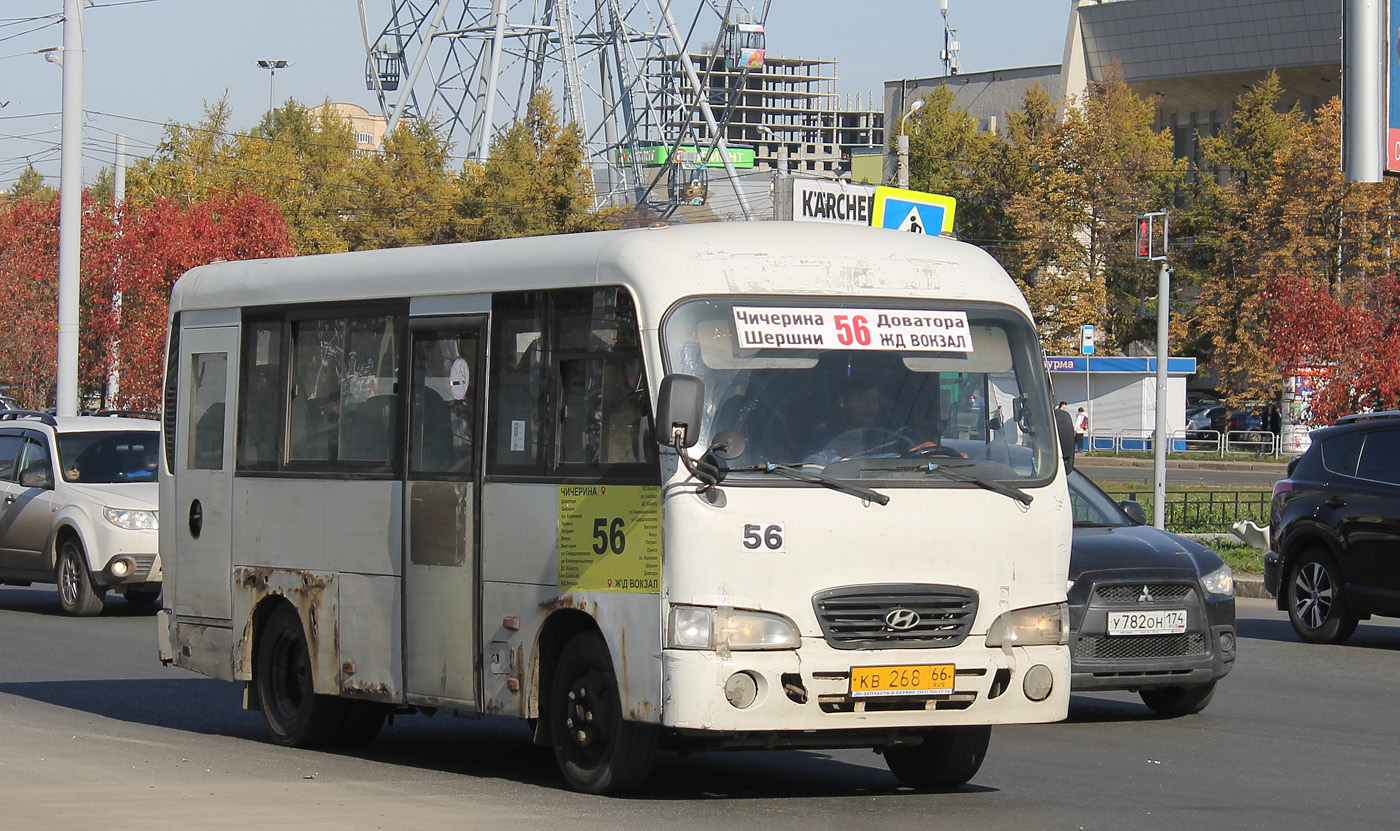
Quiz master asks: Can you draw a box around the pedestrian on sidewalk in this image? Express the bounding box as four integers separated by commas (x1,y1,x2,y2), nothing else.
1074,407,1089,451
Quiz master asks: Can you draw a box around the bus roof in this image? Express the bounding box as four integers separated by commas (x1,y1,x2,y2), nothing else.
169,222,1033,324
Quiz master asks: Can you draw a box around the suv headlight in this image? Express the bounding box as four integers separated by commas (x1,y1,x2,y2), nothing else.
668,605,801,651
103,507,159,531
1202,563,1234,597
986,602,1068,647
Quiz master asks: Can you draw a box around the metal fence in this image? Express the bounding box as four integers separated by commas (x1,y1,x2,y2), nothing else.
1101,488,1272,534
1089,428,1282,458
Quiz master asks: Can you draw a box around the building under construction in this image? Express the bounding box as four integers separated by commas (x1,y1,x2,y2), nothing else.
650,51,884,180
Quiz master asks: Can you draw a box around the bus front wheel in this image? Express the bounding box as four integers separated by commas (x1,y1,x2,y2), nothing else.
548,631,657,794
882,725,991,790
254,603,384,748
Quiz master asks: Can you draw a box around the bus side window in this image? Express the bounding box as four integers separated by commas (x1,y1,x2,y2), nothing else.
188,353,228,470
553,288,654,468
489,292,546,472
237,319,283,469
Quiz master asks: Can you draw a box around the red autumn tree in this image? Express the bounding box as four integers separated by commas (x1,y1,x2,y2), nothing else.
98,190,294,409
1266,273,1400,425
0,188,291,411
0,195,64,409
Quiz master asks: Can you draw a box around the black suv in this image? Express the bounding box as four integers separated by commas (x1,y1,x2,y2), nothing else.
1267,411,1400,643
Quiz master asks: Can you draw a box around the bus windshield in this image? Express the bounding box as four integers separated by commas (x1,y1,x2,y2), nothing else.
663,298,1057,482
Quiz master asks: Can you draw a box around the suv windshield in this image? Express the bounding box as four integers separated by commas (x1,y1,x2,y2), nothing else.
663,298,1056,483
1067,471,1132,527
57,430,160,484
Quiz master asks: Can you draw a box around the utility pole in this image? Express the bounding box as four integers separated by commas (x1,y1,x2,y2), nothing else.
107,136,126,406
940,0,960,76
56,0,84,416
1137,211,1171,529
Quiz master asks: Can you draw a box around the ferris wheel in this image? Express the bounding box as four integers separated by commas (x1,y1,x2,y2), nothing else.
355,0,770,215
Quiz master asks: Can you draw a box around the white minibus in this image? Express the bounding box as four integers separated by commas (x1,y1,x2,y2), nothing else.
157,221,1071,793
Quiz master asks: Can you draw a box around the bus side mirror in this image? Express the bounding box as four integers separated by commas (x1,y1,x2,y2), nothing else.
656,374,704,449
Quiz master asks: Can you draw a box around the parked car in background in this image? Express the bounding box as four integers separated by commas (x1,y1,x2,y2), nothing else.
1186,389,1226,411
0,395,18,411
1067,470,1236,715
1267,411,1400,644
0,410,161,615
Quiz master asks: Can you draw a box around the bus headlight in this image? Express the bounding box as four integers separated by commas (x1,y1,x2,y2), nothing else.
985,602,1068,648
103,507,159,531
1202,564,1234,596
668,605,801,651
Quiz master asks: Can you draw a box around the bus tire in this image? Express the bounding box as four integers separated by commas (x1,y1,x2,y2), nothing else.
254,603,345,748
882,725,991,791
548,631,657,794
56,539,105,617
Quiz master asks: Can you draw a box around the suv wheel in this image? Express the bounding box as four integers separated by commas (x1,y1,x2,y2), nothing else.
56,538,106,617
1287,548,1358,645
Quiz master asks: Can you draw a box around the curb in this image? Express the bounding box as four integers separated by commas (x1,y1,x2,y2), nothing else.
1233,573,1272,600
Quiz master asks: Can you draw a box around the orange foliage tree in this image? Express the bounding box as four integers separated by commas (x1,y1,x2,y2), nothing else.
0,189,292,411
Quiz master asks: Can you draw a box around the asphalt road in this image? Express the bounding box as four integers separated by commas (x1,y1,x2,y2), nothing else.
2,585,1398,830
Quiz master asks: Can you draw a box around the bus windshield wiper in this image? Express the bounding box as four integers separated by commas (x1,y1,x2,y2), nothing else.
882,461,1033,506
723,462,891,506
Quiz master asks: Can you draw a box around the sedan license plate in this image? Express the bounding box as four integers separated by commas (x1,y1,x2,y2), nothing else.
849,664,955,698
1107,609,1187,636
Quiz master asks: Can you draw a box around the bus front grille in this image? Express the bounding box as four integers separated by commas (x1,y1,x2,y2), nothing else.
812,584,978,650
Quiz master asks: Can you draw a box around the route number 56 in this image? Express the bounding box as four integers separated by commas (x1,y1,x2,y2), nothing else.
742,522,786,553
592,517,626,555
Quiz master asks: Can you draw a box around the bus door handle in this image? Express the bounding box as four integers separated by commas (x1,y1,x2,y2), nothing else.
188,500,204,539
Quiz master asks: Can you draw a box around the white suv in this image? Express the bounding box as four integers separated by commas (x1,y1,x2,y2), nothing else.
0,411,161,615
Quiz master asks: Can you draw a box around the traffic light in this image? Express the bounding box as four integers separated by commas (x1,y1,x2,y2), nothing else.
1136,216,1152,259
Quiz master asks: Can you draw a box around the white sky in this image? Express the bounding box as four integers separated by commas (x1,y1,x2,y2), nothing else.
1,1,1073,190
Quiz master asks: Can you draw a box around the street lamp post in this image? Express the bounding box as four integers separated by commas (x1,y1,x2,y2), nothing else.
897,98,925,190
256,59,290,114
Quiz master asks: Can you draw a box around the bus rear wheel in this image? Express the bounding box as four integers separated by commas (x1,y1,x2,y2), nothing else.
254,604,385,748
882,725,991,790
548,631,657,794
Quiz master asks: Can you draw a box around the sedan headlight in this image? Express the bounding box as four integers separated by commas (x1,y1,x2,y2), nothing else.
668,605,801,651
1202,563,1234,597
985,602,1068,648
103,507,159,531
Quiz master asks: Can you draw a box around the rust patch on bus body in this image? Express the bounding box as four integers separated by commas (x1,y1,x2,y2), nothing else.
538,594,598,616
232,566,338,694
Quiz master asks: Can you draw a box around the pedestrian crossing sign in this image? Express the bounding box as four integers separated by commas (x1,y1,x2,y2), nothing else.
871,186,957,235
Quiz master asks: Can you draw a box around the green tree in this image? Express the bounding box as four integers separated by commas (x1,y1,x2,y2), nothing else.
343,118,461,250
1190,73,1306,401
9,166,53,201
996,70,1183,355
459,91,615,240
898,86,1003,241
233,101,363,253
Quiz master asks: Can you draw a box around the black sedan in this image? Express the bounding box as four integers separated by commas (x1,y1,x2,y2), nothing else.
1067,470,1237,716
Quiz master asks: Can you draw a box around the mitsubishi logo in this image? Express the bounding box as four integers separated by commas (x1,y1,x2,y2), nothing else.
885,608,921,630
1138,585,1156,603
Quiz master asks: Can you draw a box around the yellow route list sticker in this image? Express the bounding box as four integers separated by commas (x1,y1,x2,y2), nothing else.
557,484,661,593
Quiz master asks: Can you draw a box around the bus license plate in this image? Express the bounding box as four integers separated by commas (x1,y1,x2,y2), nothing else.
849,664,955,698
1107,609,1187,636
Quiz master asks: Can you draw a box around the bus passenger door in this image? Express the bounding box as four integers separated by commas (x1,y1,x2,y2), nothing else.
173,324,238,620
403,318,483,709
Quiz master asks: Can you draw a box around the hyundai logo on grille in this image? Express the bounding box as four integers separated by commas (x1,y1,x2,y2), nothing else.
884,608,921,630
